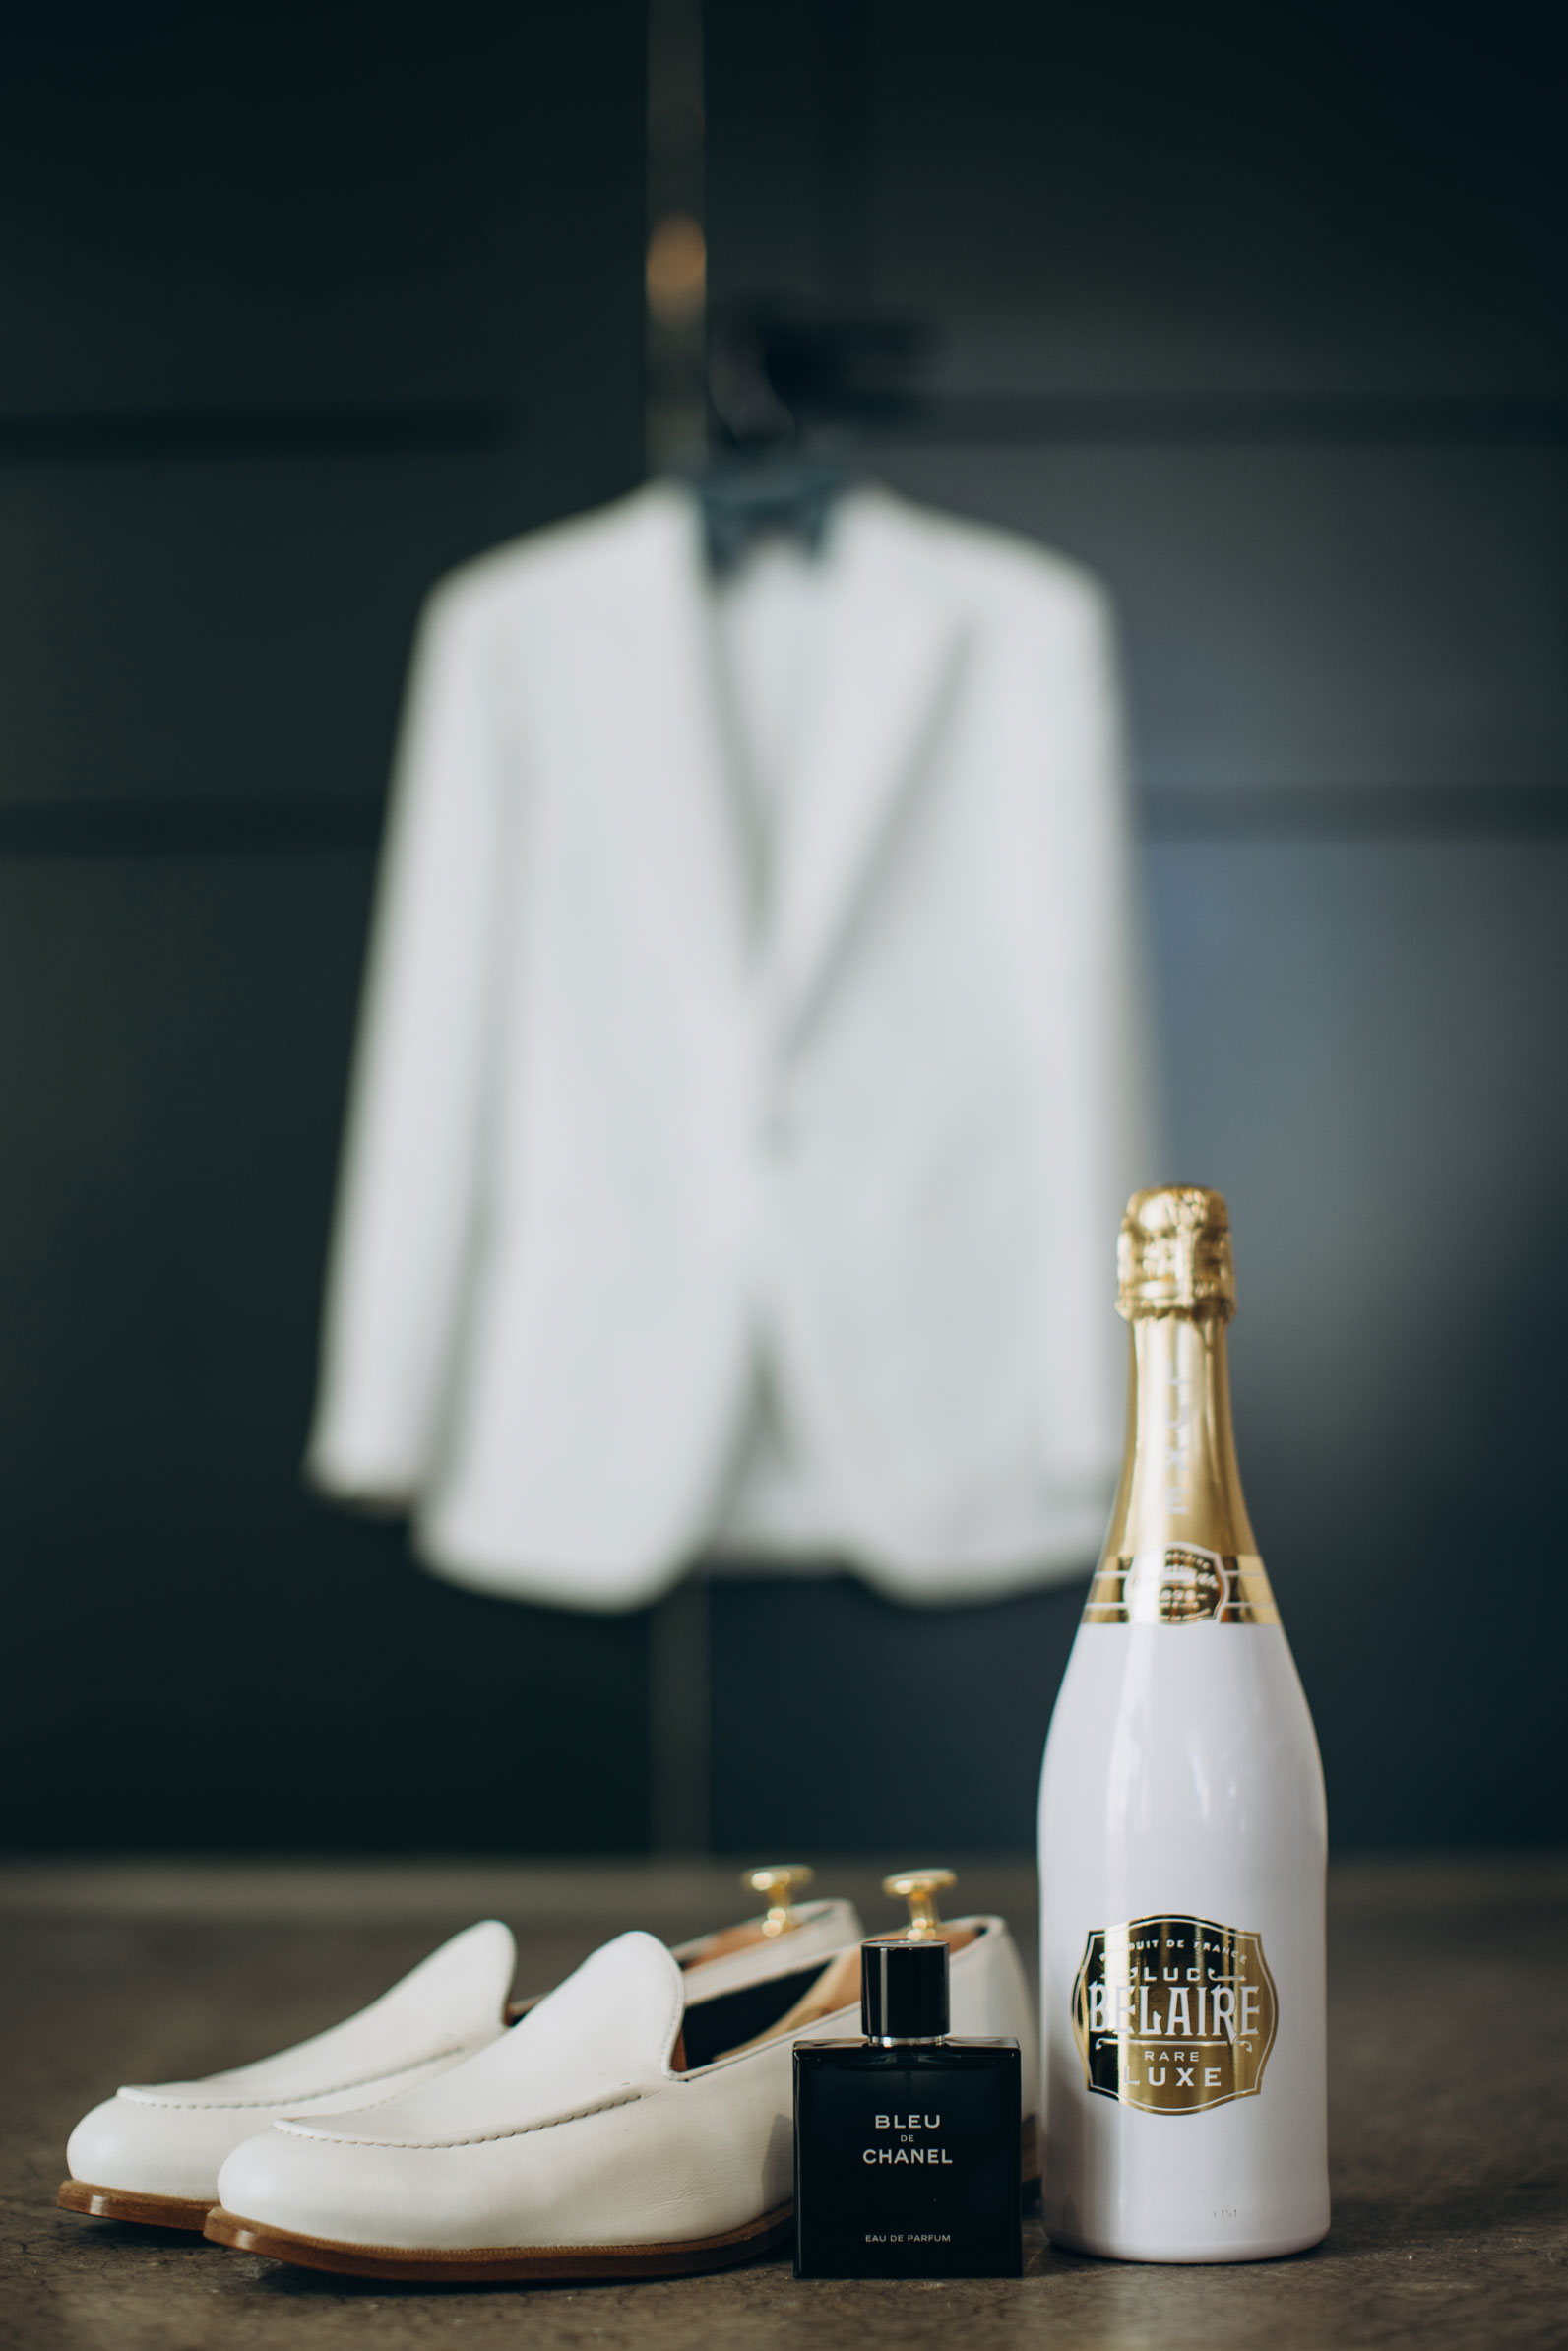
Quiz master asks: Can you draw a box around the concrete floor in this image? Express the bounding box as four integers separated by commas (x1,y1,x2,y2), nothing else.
3,1856,1564,2350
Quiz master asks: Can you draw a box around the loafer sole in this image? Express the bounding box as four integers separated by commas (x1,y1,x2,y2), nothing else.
204,2201,794,2281
203,2118,1038,2282
58,2180,214,2233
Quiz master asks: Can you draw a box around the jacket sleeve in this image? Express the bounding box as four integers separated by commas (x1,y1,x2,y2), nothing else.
305,574,508,1504
1028,575,1160,1503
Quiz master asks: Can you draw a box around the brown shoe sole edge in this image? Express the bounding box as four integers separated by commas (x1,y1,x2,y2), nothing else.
58,2117,1037,2269
58,2180,214,2233
204,2202,796,2283
202,2121,1042,2286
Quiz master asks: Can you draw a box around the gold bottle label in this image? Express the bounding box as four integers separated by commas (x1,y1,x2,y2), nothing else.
1082,1543,1279,1625
1071,1916,1279,2114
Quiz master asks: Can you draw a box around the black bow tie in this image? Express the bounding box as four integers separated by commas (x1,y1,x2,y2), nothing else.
690,460,850,577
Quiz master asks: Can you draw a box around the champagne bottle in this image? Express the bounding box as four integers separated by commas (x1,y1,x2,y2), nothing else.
1037,1186,1328,2261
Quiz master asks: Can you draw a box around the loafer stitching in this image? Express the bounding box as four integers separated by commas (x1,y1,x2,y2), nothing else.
277,2086,648,2149
118,2046,473,2110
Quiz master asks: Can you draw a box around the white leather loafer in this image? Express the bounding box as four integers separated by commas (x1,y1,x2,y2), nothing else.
206,1915,1037,2283
61,1876,859,2231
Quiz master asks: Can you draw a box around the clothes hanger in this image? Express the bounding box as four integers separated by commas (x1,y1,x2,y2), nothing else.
689,301,928,575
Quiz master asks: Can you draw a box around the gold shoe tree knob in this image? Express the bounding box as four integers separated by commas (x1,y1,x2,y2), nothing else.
883,1868,956,1939
741,1863,815,1937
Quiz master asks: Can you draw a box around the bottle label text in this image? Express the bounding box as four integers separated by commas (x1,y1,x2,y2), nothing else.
1071,1915,1279,2113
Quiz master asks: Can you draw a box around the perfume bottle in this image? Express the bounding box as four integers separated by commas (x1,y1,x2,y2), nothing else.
793,1936,1023,2278
1037,1186,1329,2262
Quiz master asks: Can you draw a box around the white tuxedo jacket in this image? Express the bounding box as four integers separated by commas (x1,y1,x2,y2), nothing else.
306,482,1152,1609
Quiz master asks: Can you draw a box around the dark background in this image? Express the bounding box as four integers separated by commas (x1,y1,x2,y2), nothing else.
2,0,1563,1857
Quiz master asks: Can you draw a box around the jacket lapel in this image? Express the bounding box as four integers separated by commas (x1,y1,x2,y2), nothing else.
763,489,965,1042
602,482,963,1048
603,485,753,1003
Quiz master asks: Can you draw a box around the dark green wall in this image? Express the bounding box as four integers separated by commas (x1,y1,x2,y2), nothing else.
3,2,1564,1856
0,2,656,1854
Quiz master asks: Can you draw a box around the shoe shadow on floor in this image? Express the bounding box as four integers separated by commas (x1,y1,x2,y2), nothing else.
235,2249,799,2301
52,2216,219,2264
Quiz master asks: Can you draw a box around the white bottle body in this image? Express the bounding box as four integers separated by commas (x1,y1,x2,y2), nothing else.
1038,1617,1328,2262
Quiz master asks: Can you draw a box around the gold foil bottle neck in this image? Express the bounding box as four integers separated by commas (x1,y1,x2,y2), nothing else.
1116,1185,1236,1322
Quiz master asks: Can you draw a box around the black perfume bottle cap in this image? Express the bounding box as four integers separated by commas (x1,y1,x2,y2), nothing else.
860,1935,950,2042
